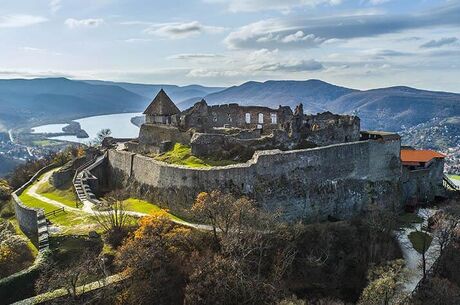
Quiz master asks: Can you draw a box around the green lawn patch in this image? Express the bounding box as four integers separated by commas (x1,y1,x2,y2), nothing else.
32,140,61,147
36,181,78,209
19,191,99,235
123,198,183,222
153,143,238,168
408,231,433,254
449,175,460,181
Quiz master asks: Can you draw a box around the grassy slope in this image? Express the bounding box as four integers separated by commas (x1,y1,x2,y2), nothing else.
19,187,99,234
449,175,460,181
153,143,237,168
123,198,183,222
36,181,78,209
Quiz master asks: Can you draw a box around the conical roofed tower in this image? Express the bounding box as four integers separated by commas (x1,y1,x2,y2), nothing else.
144,89,180,124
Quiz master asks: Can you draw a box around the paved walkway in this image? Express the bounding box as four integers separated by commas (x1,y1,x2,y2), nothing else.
26,168,212,231
396,208,440,293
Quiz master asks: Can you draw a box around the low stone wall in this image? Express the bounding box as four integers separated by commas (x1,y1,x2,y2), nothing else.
12,163,59,248
51,156,87,188
108,138,402,221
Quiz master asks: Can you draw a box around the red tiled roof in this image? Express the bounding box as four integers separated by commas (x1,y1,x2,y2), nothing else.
400,149,446,164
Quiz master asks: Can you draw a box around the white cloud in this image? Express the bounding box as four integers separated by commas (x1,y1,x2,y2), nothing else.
144,21,225,39
0,14,47,28
168,53,224,60
224,2,460,49
205,0,342,12
65,18,104,29
123,38,152,43
49,0,62,14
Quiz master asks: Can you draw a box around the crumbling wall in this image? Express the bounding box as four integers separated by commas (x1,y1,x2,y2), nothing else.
108,139,402,221
137,124,192,153
190,130,307,161
179,101,293,132
50,156,87,188
304,112,360,146
402,158,445,202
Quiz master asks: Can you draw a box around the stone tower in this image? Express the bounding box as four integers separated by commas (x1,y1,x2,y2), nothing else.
143,89,180,125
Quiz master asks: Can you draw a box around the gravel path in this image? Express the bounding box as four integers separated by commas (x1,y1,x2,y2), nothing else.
26,168,213,231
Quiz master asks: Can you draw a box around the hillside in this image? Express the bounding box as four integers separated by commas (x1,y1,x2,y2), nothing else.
329,87,460,131
0,78,148,128
203,79,356,113
203,81,460,131
0,78,223,129
84,80,224,106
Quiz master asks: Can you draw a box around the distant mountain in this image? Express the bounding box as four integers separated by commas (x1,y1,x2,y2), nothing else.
202,80,460,131
0,78,224,128
1,77,459,133
203,79,356,113
84,80,224,105
329,86,460,131
0,78,148,128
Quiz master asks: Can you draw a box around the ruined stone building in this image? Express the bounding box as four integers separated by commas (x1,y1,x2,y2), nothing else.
90,90,451,221
130,89,360,161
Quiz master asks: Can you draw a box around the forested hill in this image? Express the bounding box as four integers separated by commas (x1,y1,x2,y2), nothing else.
202,80,460,131
0,78,223,128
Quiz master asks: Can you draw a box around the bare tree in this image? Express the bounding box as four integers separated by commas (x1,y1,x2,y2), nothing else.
35,252,106,303
432,211,459,257
93,190,133,247
408,210,433,281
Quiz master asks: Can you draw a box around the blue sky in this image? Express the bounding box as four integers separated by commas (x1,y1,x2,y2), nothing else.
0,0,459,91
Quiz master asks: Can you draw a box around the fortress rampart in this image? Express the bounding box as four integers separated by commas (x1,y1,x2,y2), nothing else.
107,138,402,220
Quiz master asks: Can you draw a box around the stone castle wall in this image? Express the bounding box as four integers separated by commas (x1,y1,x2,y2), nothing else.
108,138,402,221
401,158,445,202
12,163,58,248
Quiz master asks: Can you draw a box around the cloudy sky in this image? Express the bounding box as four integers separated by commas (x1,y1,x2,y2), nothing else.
1,0,459,91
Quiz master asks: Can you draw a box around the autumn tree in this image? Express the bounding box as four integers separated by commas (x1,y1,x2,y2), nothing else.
0,180,11,201
357,259,408,305
0,219,34,278
186,191,293,305
115,211,193,305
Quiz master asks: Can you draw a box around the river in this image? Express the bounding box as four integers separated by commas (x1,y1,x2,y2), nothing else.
31,112,142,144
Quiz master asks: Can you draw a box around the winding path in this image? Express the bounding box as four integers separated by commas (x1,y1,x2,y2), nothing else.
26,168,212,231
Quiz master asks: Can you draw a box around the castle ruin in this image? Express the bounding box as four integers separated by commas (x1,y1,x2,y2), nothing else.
87,90,450,221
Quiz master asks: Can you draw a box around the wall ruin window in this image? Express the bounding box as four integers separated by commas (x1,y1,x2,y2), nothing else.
270,113,277,124
227,114,232,122
245,113,251,124
258,113,264,124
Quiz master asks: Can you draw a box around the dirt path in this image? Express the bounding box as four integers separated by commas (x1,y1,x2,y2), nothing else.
26,168,212,231
27,169,81,213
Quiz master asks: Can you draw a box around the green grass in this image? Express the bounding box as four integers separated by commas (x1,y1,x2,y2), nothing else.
408,231,433,254
123,198,183,222
449,175,460,181
32,140,61,147
36,181,79,209
153,143,238,168
19,190,99,235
